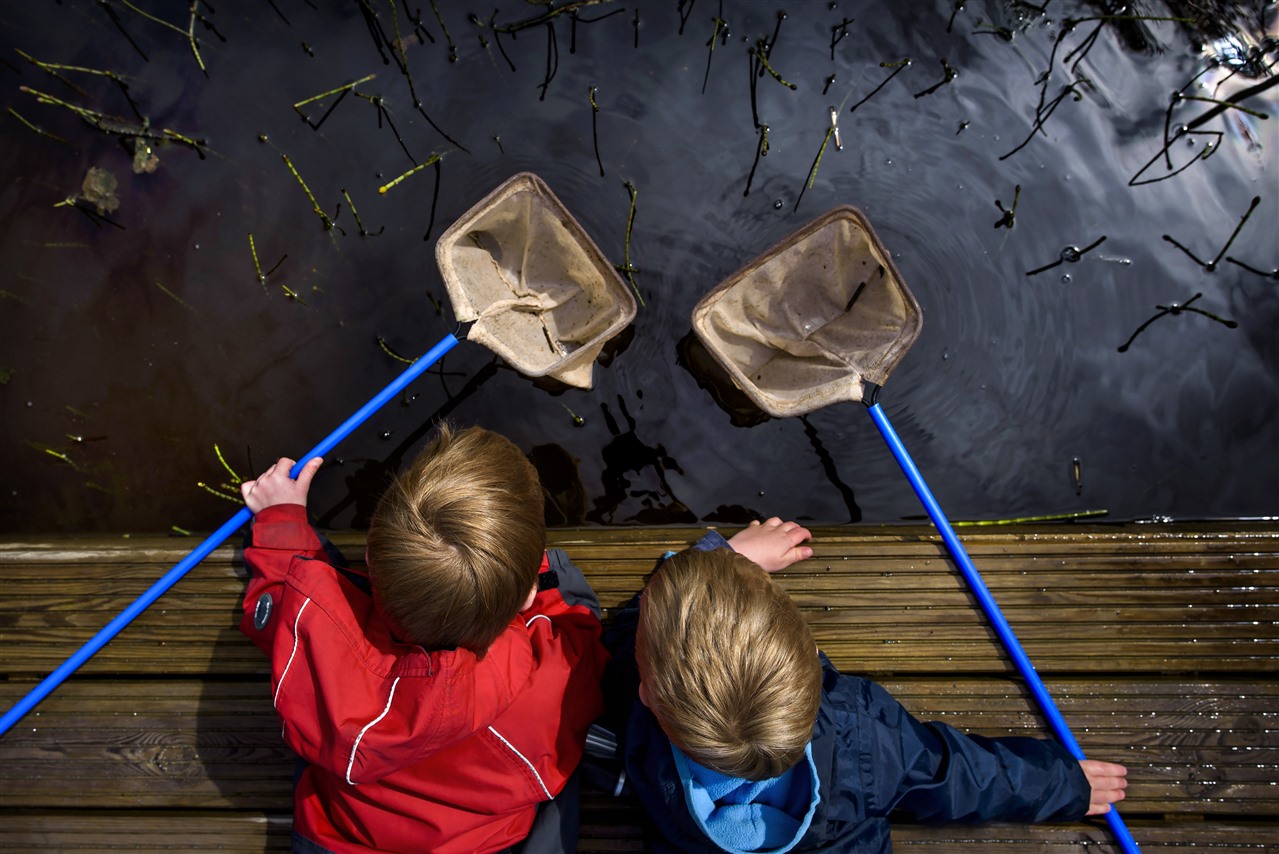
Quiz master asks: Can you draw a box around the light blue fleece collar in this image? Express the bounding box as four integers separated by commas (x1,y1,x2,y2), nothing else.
670,742,820,854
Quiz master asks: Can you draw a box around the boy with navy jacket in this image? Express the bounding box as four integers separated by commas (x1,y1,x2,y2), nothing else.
603,518,1128,853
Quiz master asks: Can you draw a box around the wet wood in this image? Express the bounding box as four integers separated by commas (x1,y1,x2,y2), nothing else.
0,811,1272,853
1,676,1274,814
1,522,1276,850
3,524,1274,676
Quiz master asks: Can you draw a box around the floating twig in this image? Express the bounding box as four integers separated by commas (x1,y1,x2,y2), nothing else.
7,108,73,147
1118,292,1237,353
54,195,125,230
1225,256,1279,280
354,91,415,163
267,0,290,25
702,1,726,95
751,38,797,90
993,184,1020,229
377,335,417,364
118,0,217,76
794,126,835,214
1128,125,1222,186
1162,196,1261,271
999,79,1088,160
849,59,910,114
213,443,243,484
538,22,560,101
422,157,443,242
153,279,196,312
678,0,695,35
341,188,383,236
98,0,149,61
281,153,342,232
619,179,644,307
912,57,956,99
196,480,242,504
430,0,458,62
292,73,376,127
19,85,207,156
28,441,80,471
589,85,604,177
830,17,854,61
378,150,444,195
248,232,287,291
742,123,769,197
1025,235,1106,276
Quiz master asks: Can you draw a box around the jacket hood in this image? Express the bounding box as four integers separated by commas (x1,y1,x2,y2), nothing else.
671,742,821,854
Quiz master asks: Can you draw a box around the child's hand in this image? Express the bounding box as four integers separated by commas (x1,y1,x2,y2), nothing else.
726,517,813,572
240,457,323,514
1080,759,1128,815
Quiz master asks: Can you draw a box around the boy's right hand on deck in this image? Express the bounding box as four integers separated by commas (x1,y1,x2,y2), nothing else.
240,456,323,514
727,517,813,572
1080,759,1128,815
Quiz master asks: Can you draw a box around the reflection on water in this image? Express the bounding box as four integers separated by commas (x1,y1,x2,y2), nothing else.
0,1,1276,533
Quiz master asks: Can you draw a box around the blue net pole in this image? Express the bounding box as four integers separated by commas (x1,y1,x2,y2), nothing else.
0,333,460,737
866,402,1139,854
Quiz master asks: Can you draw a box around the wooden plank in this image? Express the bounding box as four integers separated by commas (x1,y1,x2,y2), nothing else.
3,525,1276,677
0,812,1273,854
0,812,292,852
2,679,1274,816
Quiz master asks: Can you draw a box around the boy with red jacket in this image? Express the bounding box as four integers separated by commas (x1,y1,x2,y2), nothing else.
238,424,608,853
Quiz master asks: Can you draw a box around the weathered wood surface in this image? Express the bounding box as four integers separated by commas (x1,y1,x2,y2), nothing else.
1,522,1277,852
0,811,1275,854
1,677,1274,814
3,524,1276,675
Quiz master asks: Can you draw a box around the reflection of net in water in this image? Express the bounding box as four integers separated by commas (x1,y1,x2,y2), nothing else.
693,207,921,418
437,173,636,388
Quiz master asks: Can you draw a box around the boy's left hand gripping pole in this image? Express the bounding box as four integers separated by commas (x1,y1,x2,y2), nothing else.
0,333,461,737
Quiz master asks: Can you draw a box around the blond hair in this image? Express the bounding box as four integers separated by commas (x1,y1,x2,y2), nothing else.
366,423,545,654
636,548,822,781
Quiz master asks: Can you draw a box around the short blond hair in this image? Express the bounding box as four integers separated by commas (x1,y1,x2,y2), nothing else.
366,423,545,654
636,548,822,781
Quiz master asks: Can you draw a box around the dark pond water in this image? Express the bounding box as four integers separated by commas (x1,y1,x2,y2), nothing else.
1,0,1276,534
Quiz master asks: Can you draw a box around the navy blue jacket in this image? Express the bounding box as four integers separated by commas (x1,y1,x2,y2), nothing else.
601,533,1092,853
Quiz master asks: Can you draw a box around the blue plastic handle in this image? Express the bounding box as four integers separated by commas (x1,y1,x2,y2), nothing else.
866,402,1140,854
0,333,460,737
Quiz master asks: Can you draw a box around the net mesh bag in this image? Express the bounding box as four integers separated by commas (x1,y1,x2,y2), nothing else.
691,206,922,418
435,172,637,389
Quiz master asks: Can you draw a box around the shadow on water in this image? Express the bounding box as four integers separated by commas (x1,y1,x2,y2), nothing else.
587,394,697,526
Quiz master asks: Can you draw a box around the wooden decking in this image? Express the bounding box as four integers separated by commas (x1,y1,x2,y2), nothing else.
1,522,1276,852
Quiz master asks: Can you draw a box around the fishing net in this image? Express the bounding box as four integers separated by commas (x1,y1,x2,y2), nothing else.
691,206,922,418
436,172,637,389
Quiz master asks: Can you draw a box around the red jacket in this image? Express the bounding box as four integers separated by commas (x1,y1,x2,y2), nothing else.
239,505,608,853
